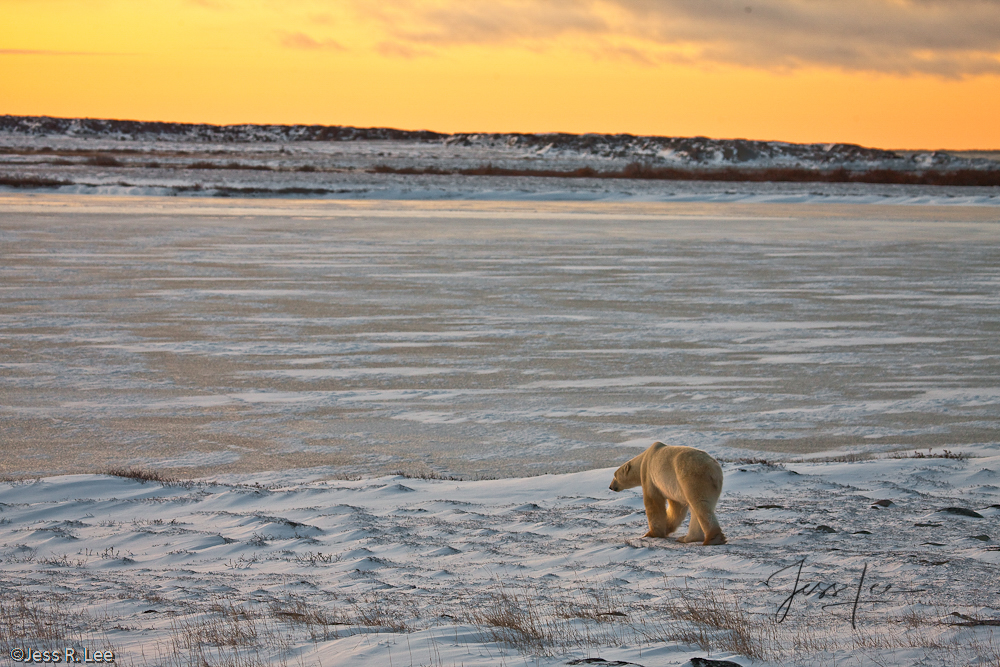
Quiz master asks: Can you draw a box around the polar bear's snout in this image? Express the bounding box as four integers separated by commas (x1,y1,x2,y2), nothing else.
609,460,635,493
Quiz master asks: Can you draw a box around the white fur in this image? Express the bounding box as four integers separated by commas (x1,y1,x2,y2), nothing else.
610,442,726,545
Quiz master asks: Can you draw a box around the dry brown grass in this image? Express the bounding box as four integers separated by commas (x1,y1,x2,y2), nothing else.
646,587,779,661
367,162,1000,187
461,583,563,654
104,466,178,484
559,580,628,623
351,594,412,633
269,598,346,643
888,449,971,460
0,591,122,662
164,603,291,667
0,591,75,648
390,465,464,481
0,175,72,189
187,161,274,171
794,452,876,463
2,575,997,665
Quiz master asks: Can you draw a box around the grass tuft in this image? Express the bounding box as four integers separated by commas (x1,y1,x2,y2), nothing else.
463,582,560,654
889,448,970,460
390,466,464,481
0,175,72,188
104,466,178,484
367,162,1000,187
85,155,123,167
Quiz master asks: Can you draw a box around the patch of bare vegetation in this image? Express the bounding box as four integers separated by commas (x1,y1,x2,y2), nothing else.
653,587,780,661
104,467,179,485
619,163,1000,187
0,592,75,649
85,155,124,167
734,457,785,467
163,603,292,667
0,475,42,484
368,162,1000,187
390,465,464,481
795,452,876,463
889,448,971,460
461,579,770,658
452,578,1000,664
0,175,72,189
558,580,628,623
719,457,790,471
787,449,972,464
0,591,120,659
351,594,412,633
187,161,274,171
269,598,346,642
2,580,999,665
461,582,564,653
153,595,414,666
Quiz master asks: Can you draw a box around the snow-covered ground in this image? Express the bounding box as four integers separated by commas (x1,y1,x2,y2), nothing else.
3,450,1000,667
2,193,999,665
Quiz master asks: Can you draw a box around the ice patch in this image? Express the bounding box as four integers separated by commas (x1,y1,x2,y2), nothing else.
246,367,462,379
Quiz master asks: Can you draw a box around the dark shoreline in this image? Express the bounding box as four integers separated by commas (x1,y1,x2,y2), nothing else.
373,163,1000,187
3,160,999,191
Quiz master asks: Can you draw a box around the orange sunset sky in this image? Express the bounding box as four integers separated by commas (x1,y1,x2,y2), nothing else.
2,0,1000,150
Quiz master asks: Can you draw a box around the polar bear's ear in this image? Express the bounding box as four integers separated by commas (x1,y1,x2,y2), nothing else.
623,462,631,473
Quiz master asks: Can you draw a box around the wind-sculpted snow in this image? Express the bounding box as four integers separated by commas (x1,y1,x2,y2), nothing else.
2,452,1000,667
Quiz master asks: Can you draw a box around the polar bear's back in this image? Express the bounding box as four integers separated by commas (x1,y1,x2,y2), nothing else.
641,442,723,502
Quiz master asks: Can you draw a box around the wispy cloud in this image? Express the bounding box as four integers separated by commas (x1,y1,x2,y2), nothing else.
352,0,1000,77
279,31,346,51
357,0,606,48
375,41,430,59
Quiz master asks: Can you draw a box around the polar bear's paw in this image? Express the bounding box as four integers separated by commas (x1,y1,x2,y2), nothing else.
702,530,727,546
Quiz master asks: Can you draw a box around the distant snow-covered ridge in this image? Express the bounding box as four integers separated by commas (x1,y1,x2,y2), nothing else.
2,114,996,172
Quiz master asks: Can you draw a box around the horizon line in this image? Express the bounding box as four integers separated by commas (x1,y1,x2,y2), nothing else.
3,113,998,155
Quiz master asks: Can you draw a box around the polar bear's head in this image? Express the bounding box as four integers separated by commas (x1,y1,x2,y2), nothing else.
609,458,641,492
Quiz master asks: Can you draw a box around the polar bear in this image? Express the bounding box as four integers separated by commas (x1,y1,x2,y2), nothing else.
609,442,726,545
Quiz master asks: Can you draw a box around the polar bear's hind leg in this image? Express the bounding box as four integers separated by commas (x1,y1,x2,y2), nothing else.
702,527,727,545
665,499,689,537
676,455,726,545
642,493,669,538
689,499,726,545
677,516,704,543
